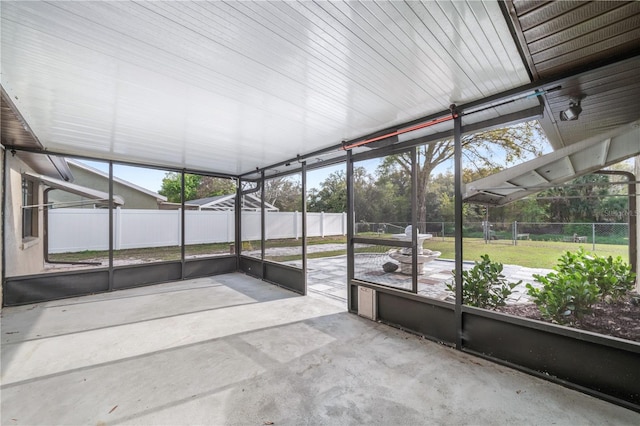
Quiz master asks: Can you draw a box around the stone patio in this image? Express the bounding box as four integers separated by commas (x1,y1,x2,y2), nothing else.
306,255,550,304
263,243,552,304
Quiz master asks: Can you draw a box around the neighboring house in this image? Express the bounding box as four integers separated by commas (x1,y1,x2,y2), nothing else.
159,193,278,212
2,145,133,281
2,146,111,276
49,159,166,209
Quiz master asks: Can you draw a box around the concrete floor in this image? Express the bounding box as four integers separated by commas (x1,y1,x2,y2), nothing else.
1,273,638,425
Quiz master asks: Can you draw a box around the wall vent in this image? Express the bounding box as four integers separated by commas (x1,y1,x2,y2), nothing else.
357,286,376,320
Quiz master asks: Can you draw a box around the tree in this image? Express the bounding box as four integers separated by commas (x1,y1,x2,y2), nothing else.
158,173,235,203
159,173,200,203
308,168,392,225
308,170,346,213
377,121,545,224
541,174,625,223
264,176,302,211
195,176,236,199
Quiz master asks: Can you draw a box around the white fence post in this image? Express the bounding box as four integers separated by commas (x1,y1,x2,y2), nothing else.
294,211,299,240
227,210,234,243
342,212,347,235
115,206,122,250
321,211,325,238
177,208,182,246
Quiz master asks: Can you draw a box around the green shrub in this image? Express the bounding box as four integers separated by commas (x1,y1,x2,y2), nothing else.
554,248,635,301
527,248,636,324
527,272,599,324
447,254,519,309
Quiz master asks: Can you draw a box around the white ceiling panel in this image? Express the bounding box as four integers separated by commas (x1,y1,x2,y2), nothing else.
1,0,530,175
535,156,575,182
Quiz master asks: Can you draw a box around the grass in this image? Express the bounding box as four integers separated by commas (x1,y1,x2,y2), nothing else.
49,235,630,270
49,236,348,263
429,238,629,269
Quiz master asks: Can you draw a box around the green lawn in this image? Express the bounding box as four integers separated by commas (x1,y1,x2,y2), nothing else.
49,235,630,270
356,233,629,268
49,236,347,263
434,238,629,268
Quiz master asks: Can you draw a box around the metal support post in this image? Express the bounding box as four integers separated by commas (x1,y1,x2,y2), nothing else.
108,161,114,291
346,151,355,312
411,147,418,293
261,171,266,278
301,161,308,295
180,169,186,279
235,178,242,268
453,105,463,350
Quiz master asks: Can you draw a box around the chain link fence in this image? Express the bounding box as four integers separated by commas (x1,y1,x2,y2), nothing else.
478,222,629,250
355,221,629,250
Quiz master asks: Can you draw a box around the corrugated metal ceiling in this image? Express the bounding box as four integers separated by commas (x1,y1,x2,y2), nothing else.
463,1,640,206
510,0,640,79
1,89,72,179
505,0,640,149
1,0,531,175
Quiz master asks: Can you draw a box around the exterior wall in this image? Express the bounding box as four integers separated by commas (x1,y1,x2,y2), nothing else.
49,163,161,209
4,154,46,277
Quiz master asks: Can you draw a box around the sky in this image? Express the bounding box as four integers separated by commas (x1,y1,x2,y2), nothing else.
77,142,556,195
75,125,557,194
80,161,168,193
78,160,353,193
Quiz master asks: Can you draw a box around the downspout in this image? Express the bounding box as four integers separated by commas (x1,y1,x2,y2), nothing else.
595,170,637,276
240,180,262,195
43,188,101,265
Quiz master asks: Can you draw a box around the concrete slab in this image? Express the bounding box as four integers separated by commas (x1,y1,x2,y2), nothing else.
2,273,638,425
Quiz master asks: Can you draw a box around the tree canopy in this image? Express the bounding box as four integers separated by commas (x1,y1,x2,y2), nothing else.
376,121,545,223
158,173,235,203
157,121,631,226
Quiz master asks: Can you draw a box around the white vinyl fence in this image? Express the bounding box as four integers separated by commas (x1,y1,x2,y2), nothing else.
48,208,346,253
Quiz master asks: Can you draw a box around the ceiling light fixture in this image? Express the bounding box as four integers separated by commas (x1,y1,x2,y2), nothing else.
559,96,585,121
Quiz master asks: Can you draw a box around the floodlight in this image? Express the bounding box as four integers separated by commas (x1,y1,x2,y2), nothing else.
559,97,584,121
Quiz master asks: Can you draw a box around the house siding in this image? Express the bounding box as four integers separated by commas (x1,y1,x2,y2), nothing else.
49,164,161,209
4,154,46,277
